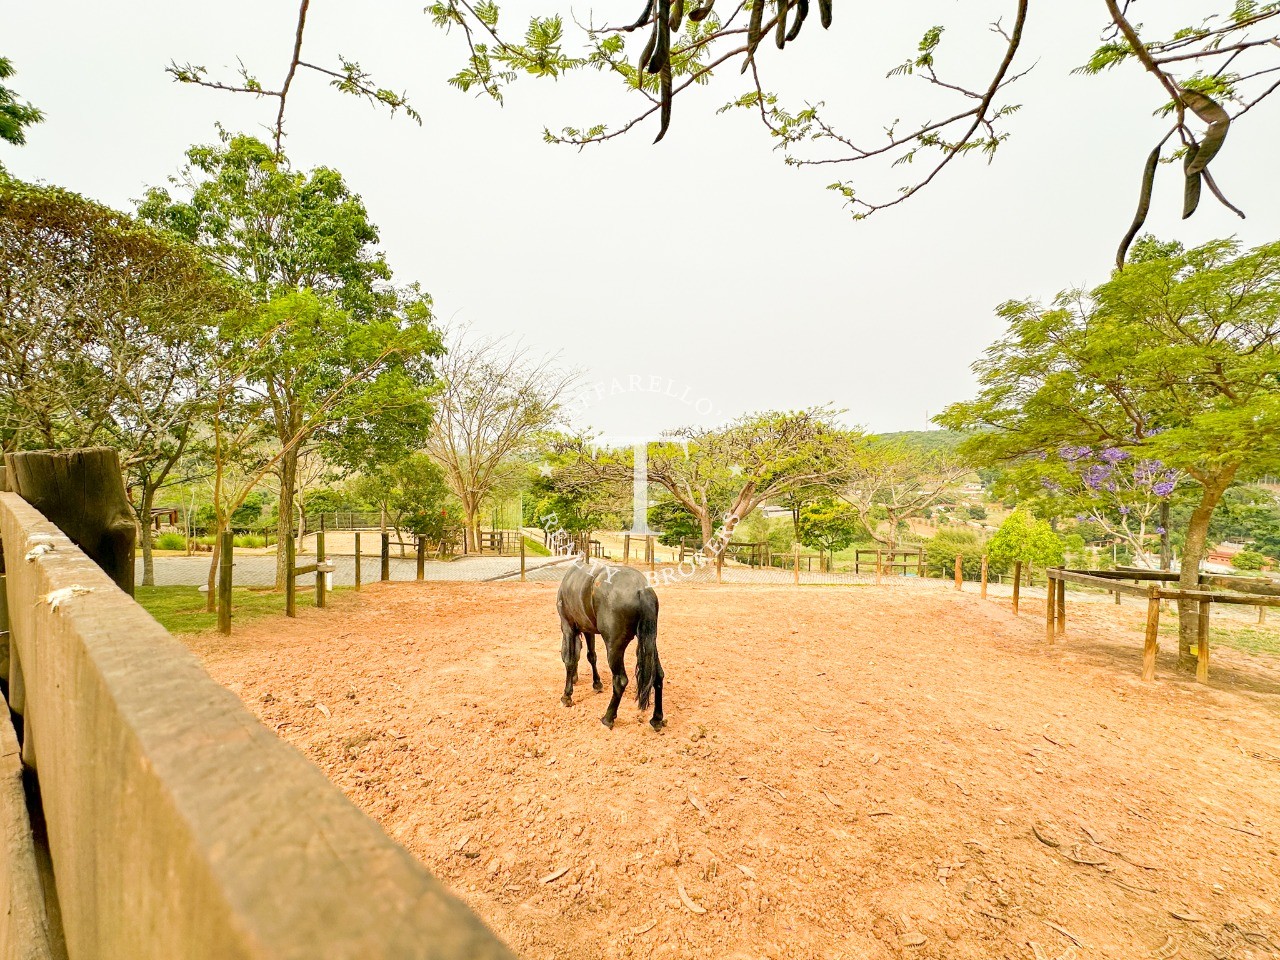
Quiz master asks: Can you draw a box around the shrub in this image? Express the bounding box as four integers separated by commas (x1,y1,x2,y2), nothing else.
1231,549,1269,571
154,532,186,551
924,528,986,579
233,534,266,549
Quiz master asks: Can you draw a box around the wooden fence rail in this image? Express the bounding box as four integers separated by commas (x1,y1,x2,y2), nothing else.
0,491,514,959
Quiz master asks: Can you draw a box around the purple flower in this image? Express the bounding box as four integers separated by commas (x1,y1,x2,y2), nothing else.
1118,506,1129,515
1059,445,1091,462
1083,464,1113,491
1075,513,1086,521
1156,526,1167,535
1153,480,1176,497
1041,478,1060,492
1099,447,1129,464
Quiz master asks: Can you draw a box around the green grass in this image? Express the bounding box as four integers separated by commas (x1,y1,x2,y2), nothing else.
1211,625,1280,659
523,535,551,557
135,585,350,635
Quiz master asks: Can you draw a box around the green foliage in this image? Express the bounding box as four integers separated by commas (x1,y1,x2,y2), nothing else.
349,454,460,540
923,528,985,579
233,534,267,548
1231,549,1269,571
986,509,1064,574
0,57,43,150
154,532,187,551
798,499,864,554
648,498,712,547
940,237,1280,582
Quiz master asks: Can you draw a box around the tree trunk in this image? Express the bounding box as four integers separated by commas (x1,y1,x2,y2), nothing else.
274,449,298,590
206,522,221,613
698,512,715,556
1176,471,1235,669
139,481,158,587
5,447,137,595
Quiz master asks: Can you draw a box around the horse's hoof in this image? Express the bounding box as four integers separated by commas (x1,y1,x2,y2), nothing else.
592,681,604,692
650,717,666,731
600,715,614,729
561,696,572,707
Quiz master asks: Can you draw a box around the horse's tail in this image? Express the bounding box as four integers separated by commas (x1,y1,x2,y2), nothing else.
634,587,660,710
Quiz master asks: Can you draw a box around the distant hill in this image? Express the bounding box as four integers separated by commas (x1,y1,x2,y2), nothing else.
872,429,966,454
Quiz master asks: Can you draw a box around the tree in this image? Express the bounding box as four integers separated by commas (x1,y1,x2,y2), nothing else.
350,454,460,549
0,58,43,156
838,440,969,553
0,177,237,583
423,329,576,552
140,133,442,587
924,528,986,579
170,4,1279,255
797,498,864,559
986,509,1064,577
940,237,1280,665
564,408,856,553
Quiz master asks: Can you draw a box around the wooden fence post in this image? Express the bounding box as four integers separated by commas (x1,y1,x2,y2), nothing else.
980,556,988,599
1012,561,1022,615
217,530,233,634
1259,605,1267,625
954,555,963,590
1197,599,1211,684
793,545,800,586
623,534,631,564
381,532,390,582
875,549,882,585
716,548,723,584
1056,574,1066,637
1142,586,1161,681
315,528,326,609
354,532,361,591
520,533,526,582
286,533,297,618
416,537,426,581
649,536,656,575
4,447,136,595
1045,571,1056,644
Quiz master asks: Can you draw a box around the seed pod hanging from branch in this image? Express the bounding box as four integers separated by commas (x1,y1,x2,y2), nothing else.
1182,144,1202,219
1116,143,1161,270
624,0,655,31
1180,89,1229,175
688,0,716,22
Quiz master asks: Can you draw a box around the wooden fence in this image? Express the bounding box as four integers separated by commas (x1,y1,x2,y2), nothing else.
0,458,514,958
1046,566,1280,684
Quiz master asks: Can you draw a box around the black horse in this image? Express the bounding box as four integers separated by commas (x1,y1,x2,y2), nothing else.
555,560,665,730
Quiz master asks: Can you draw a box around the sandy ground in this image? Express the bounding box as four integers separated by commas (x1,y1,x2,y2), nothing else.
185,582,1280,960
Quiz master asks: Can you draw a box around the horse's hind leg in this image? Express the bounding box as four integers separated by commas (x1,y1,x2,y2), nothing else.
560,622,581,707
600,640,629,729
650,652,666,730
585,634,603,692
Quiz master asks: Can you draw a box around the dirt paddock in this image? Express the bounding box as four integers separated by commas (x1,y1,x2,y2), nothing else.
185,582,1280,960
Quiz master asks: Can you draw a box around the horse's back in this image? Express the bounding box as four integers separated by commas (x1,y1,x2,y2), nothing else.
557,562,652,634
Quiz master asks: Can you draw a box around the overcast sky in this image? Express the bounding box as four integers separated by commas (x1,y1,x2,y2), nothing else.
6,2,1278,442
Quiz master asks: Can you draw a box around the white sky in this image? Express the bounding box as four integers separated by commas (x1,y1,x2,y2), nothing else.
6,2,1278,442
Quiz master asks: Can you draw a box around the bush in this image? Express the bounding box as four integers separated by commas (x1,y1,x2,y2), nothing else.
924,529,986,579
233,534,266,549
1231,549,1269,571
154,532,186,551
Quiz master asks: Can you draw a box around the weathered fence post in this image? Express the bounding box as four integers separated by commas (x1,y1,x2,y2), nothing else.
3,447,136,595
648,536,656,575
217,530,233,635
315,528,326,609
875,549,882,585
793,545,800,586
1197,599,1211,684
1012,560,1022,615
678,538,686,563
285,533,297,618
380,532,390,582
954,555,963,591
519,533,526,582
416,537,426,582
354,532,361,591
980,556,988,599
716,548,724,584
1045,571,1056,644
623,534,631,565
1259,605,1267,625
1056,574,1066,637
1142,586,1161,681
